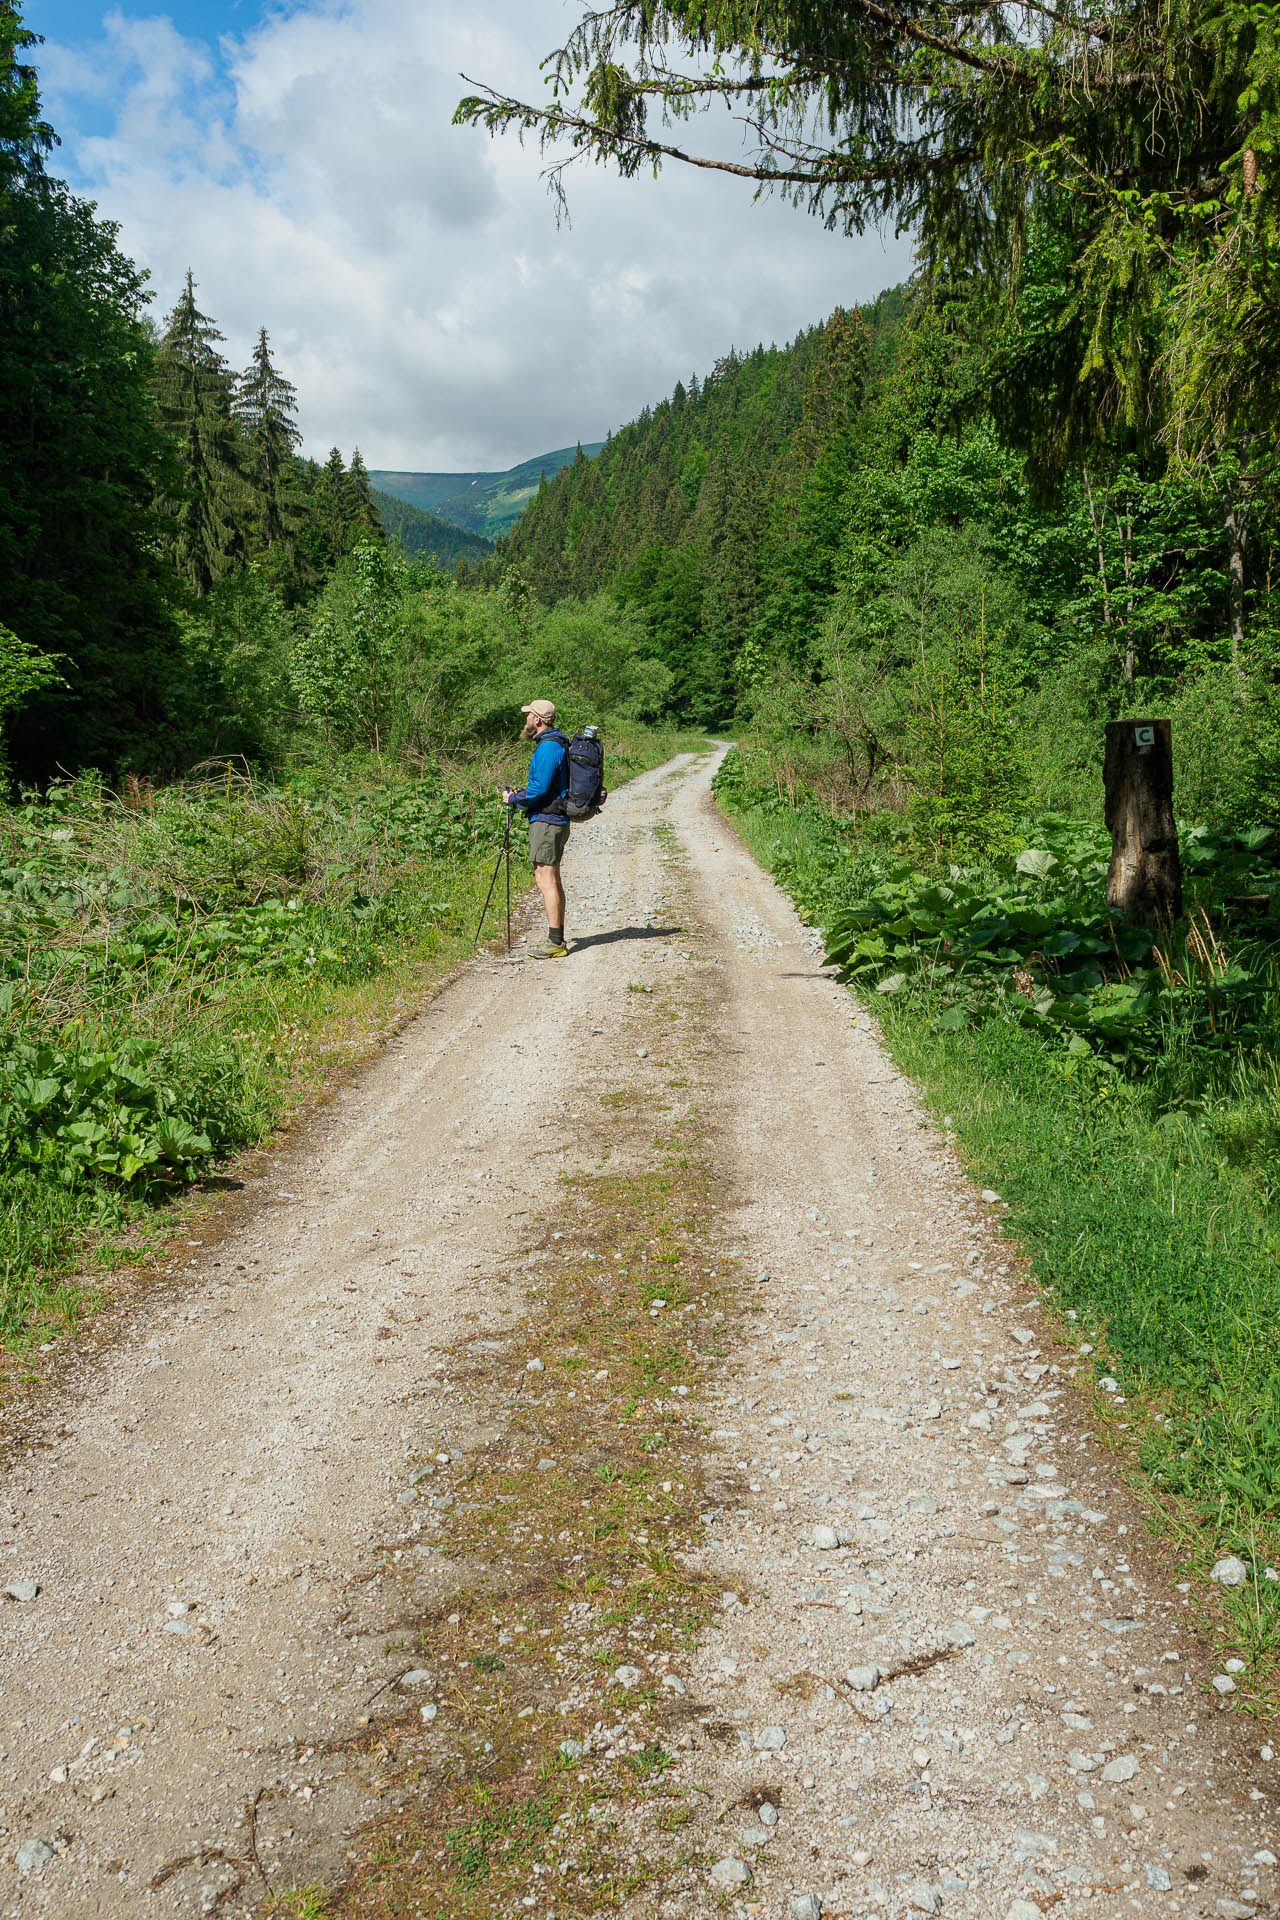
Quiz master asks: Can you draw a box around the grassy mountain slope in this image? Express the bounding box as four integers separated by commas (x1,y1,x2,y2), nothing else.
372,442,606,541
372,488,493,567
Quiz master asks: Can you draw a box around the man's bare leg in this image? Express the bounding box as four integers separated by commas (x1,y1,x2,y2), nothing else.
534,863,566,944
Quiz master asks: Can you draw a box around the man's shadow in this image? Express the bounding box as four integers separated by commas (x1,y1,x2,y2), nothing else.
570,924,684,952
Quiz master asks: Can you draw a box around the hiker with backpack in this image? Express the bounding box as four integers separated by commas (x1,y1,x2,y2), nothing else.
501,699,605,959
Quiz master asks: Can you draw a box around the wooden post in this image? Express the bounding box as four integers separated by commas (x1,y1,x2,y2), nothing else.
1104,718,1182,926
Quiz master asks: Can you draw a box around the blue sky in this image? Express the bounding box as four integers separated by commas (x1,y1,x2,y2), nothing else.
37,1,271,44
33,1,913,470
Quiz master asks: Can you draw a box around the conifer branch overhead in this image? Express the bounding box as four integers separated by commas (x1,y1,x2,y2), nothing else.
457,75,982,211
455,0,1280,464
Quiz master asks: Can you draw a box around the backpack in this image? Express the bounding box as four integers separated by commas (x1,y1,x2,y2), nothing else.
564,727,607,822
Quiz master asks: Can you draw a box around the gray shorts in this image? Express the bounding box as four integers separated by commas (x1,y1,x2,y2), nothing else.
529,821,569,867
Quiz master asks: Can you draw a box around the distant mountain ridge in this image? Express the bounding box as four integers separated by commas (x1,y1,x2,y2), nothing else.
371,442,606,541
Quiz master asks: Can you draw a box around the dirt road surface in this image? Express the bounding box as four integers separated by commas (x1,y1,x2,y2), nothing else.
1,747,1274,1919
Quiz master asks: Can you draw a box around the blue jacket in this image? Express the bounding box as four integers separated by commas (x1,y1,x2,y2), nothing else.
509,728,569,825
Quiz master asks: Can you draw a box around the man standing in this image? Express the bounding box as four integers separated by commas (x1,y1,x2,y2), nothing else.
502,698,570,959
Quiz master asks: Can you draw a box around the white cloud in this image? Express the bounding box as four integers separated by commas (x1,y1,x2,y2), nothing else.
42,1,914,469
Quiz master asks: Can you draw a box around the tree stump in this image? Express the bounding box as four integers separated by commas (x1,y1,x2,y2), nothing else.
1104,718,1182,926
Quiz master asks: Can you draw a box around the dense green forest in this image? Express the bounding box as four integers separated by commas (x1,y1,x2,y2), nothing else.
500,286,1278,836
372,488,493,567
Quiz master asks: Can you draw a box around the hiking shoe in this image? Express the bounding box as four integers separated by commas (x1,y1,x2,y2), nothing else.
530,940,568,959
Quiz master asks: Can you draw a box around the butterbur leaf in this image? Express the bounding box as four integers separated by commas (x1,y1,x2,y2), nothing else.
934,1005,968,1030
876,971,908,994
1015,848,1058,877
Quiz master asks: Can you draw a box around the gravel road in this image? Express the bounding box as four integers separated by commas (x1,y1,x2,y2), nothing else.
0,746,1274,1919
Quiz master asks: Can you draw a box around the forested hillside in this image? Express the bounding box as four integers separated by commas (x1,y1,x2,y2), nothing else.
503,283,1276,832
372,488,493,567
502,294,903,726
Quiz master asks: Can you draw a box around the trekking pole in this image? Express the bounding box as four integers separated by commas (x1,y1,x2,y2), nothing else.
473,803,512,948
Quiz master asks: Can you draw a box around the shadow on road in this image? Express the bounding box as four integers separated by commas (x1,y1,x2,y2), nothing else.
570,924,684,952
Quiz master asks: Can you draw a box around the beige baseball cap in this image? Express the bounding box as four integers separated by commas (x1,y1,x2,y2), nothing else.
520,698,556,721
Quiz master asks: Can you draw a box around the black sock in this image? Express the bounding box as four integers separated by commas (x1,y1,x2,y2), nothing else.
550,925,564,946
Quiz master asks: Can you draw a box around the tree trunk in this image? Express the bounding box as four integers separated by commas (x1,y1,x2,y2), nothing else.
1082,466,1112,629
1104,719,1182,926
1118,511,1136,684
1221,484,1247,663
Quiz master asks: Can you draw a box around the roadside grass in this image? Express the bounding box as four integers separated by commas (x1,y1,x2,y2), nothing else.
0,759,501,1352
264,1891,335,1919
322,841,736,1918
715,752,1280,1707
0,729,702,1354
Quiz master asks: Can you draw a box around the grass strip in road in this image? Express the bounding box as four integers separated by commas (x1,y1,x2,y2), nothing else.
715,772,1280,1709
290,901,751,1918
319,1146,737,1916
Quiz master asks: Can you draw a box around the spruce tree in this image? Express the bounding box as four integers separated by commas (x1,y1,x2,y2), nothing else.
154,272,245,595
314,447,351,569
235,326,305,588
0,8,179,775
345,449,384,544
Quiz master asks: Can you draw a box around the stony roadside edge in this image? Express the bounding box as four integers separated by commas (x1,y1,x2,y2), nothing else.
658,763,1277,1920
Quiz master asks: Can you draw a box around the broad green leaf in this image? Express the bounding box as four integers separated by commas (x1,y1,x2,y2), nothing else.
1015,848,1058,877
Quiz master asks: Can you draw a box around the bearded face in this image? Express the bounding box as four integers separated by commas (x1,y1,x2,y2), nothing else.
520,715,539,741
